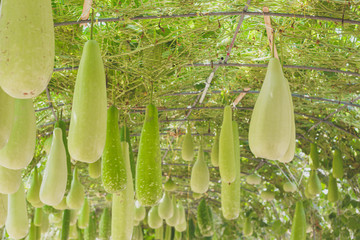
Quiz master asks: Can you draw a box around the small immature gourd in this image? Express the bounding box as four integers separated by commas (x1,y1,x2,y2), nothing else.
40,128,67,206
27,167,42,207
211,132,220,167
332,149,343,179
0,165,22,194
246,174,261,185
177,201,186,225
260,190,275,201
88,159,101,179
182,124,194,161
99,207,111,240
283,182,297,193
158,191,174,219
309,143,320,169
243,217,253,236
165,196,179,226
78,197,90,229
68,40,107,163
328,175,339,202
0,193,7,227
307,170,322,196
28,220,37,240
134,201,146,221
148,205,163,229
164,177,177,192
290,201,306,240
67,167,85,209
0,88,14,149
190,145,209,193
0,99,36,170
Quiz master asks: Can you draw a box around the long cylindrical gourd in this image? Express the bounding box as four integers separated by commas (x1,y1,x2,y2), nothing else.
309,143,320,169
120,125,136,185
84,211,96,240
148,205,163,229
34,208,43,227
243,217,253,236
27,167,42,207
221,121,240,220
290,201,306,240
0,0,54,98
328,175,339,202
182,124,194,161
0,99,36,169
28,220,37,240
332,149,343,179
69,224,78,239
0,165,21,194
78,197,90,229
136,104,162,206
88,159,101,179
165,196,179,226
219,105,236,183
40,128,67,206
0,88,14,149
66,167,85,209
41,212,49,234
134,200,146,221
154,226,163,240
60,209,71,240
6,183,29,239
307,170,322,196
177,201,186,225
164,225,172,240
68,40,107,163
0,193,7,227
190,145,209,193
158,191,174,220
197,199,213,237
211,132,219,167
99,207,111,240
249,58,294,161
111,142,135,240
101,106,127,193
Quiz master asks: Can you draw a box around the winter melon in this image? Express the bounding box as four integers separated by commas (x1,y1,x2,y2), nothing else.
211,132,219,167
136,104,162,206
165,196,179,226
283,182,297,193
99,207,111,240
67,167,85,209
158,191,174,220
0,165,21,194
309,143,320,169
27,167,42,207
307,170,322,196
328,175,339,202
164,177,177,192
246,174,261,185
0,0,54,98
148,205,163,229
0,88,14,149
332,149,343,179
68,40,107,163
290,201,306,240
78,197,90,229
249,58,294,160
40,128,67,206
182,124,194,161
190,145,209,193
88,159,101,179
134,200,146,221
0,193,7,227
243,217,253,236
0,99,36,169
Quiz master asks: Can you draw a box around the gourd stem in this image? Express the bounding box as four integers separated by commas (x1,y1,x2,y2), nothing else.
271,30,276,58
150,81,154,104
90,9,95,40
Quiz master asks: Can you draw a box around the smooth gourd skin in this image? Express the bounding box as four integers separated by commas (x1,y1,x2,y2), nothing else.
219,106,236,183
332,149,343,179
177,201,186,225
0,99,36,170
69,209,78,226
328,175,339,202
53,197,68,210
34,208,43,226
290,201,306,240
0,88,14,149
41,212,49,233
28,220,37,240
283,182,297,193
246,174,261,185
211,133,219,167
148,205,163,229
6,183,29,239
249,58,294,161
165,196,179,226
66,167,85,209
134,200,146,221
120,126,136,186
221,121,241,220
0,0,54,98
136,104,162,206
0,193,7,227
164,177,177,192
158,191,174,219
175,221,187,232
40,128,68,206
309,143,320,169
78,197,90,229
260,191,275,201
102,106,127,193
99,207,111,240
182,125,194,161
307,170,322,196
243,218,253,236
68,40,107,163
27,167,42,207
84,211,96,240
0,165,21,194
111,142,135,240
88,159,101,179
190,145,209,193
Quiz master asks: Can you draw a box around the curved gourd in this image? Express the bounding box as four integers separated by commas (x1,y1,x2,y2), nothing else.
66,167,85,209
165,196,179,226
332,149,343,179
249,58,294,161
246,174,261,185
243,218,253,236
283,182,297,193
307,170,322,196
34,208,43,227
260,191,275,201
181,124,194,161
328,175,339,202
0,0,54,98
53,197,68,210
211,133,219,167
68,40,107,163
99,207,111,240
219,106,236,183
290,201,306,240
27,167,42,206
0,165,21,194
88,159,101,179
0,99,36,169
136,104,162,206
78,197,90,229
120,125,136,183
111,142,135,240
134,200,146,221
221,121,240,220
164,177,177,192
190,145,209,193
6,183,29,239
309,143,320,169
0,88,14,149
102,106,127,193
158,192,174,219
148,205,163,229
0,193,7,227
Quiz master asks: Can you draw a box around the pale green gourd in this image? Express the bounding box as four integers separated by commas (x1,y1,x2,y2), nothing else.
111,142,135,240
177,201,186,225
158,192,174,219
332,149,343,179
290,201,306,240
88,159,101,179
328,175,339,202
99,207,111,240
190,145,209,193
0,88,14,149
219,105,236,183
66,167,85,209
246,174,261,185
0,99,36,169
34,208,43,227
69,224,78,239
163,177,177,192
68,40,107,163
309,143,320,170
0,0,54,98
148,205,163,229
307,170,322,196
41,212,49,234
53,197,68,210
0,165,21,194
134,200,146,221
165,196,179,227
28,220,37,240
43,136,53,155
154,226,163,240
181,124,194,161
40,128,67,206
6,183,29,239
70,209,78,226
27,167,42,206
78,197,90,229
243,217,253,236
211,132,219,167
175,221,187,233
283,182,297,193
249,58,294,161
0,193,7,227
49,212,62,224
260,191,275,201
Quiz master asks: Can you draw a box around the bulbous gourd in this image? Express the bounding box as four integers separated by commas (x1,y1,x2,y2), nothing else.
197,199,214,237
0,88,14,149
328,175,339,202
309,143,320,169
304,183,315,199
99,207,111,240
249,58,294,161
243,218,253,236
211,132,219,167
190,145,209,193
88,159,101,179
175,221,187,233
164,177,177,192
283,182,297,193
0,0,54,98
165,196,179,226
40,128,67,206
260,191,275,201
219,106,236,183
332,149,343,179
66,167,85,209
111,142,135,240
148,205,163,229
34,208,43,227
0,193,7,227
290,201,306,240
134,200,146,221
0,165,21,194
182,125,194,161
221,121,241,220
84,211,96,240
136,104,162,206
246,174,261,185
158,192,174,219
0,99,36,169
101,106,127,193
53,197,68,210
41,212,49,233
6,183,29,239
78,197,90,229
27,167,42,206
68,40,107,163
120,126,136,187
43,136,53,155
307,170,322,196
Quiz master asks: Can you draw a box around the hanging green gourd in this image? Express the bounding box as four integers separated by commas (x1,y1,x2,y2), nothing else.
283,182,297,193
246,173,261,185
165,196,179,227
248,57,295,161
219,105,236,183
78,197,90,229
158,191,174,220
69,209,78,226
61,209,71,240
260,190,275,201
43,136,53,155
27,167,42,207
177,201,186,225
307,170,322,196
134,201,146,222
54,197,68,210
210,131,220,167
41,212,49,234
0,88,14,149
309,143,320,169
99,207,111,240
163,177,177,192
0,99,36,170
40,128,68,206
69,224,78,239
290,201,306,240
136,104,162,206
332,149,343,179
28,219,37,240
0,193,7,227
182,124,194,161
84,211,96,240
197,199,214,237
67,166,85,209
154,226,163,240
0,165,22,194
88,159,101,179
148,205,163,229
164,225,172,240
68,39,107,164
243,217,253,236
190,145,209,194
34,208,43,227
175,221,187,233
328,175,339,202
120,125,136,185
